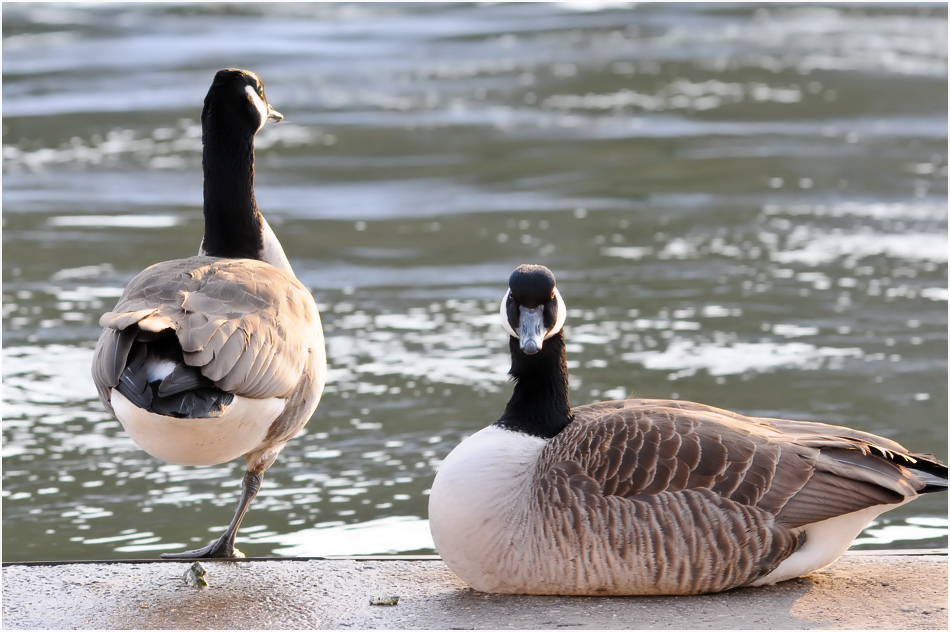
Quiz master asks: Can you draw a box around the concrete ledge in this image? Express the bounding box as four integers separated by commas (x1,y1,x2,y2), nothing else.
2,552,946,629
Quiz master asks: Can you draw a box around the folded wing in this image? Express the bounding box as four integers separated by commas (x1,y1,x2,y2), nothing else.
93,256,319,411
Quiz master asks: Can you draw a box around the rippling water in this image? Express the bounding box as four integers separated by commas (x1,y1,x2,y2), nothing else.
3,2,947,562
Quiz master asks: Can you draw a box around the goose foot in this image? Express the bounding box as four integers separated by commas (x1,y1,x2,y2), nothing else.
161,540,245,559
160,470,262,560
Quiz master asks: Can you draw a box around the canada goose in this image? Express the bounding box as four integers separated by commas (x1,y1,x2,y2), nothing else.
92,69,326,559
428,264,947,595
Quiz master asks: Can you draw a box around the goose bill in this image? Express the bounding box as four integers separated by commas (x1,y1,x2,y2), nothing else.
267,105,283,123
519,305,545,354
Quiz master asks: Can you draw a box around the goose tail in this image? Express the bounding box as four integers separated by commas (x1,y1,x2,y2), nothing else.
908,454,949,493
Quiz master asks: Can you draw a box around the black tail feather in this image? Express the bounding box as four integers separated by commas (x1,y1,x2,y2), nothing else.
908,452,948,494
114,334,233,419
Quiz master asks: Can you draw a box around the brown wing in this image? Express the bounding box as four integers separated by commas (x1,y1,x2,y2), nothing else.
554,398,923,527
537,461,802,593
532,398,936,592
93,256,321,404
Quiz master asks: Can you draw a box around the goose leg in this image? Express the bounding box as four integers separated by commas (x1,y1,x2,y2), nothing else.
161,470,263,559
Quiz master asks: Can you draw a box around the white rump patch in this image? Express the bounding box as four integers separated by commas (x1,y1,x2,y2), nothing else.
751,501,908,586
145,359,176,383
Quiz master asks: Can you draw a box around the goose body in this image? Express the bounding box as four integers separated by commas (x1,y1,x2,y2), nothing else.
92,69,326,558
428,264,947,595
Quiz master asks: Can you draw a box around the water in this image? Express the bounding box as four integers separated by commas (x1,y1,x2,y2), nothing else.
2,2,946,563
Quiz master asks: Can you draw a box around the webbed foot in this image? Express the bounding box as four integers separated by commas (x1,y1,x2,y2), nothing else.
160,470,261,560
161,540,244,559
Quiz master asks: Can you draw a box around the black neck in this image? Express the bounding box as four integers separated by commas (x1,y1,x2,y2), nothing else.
494,331,573,439
200,123,264,260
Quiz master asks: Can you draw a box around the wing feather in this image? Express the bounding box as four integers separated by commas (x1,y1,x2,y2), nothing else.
205,325,249,382
537,461,802,594
91,256,321,401
99,307,156,330
542,398,936,546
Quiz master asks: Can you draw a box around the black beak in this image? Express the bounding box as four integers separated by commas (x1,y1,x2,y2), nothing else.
518,305,545,355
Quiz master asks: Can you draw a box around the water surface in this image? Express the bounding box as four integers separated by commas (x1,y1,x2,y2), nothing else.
3,2,947,562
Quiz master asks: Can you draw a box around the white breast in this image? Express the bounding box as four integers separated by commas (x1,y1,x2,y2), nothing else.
428,426,547,592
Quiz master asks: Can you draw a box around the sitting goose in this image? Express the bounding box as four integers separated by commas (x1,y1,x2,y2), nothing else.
92,69,326,559
428,264,947,595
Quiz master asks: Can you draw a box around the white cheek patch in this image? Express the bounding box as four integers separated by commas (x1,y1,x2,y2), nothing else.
499,287,568,340
245,84,268,131
500,289,518,338
545,288,567,339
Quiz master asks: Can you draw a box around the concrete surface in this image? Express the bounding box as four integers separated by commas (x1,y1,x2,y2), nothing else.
1,553,946,630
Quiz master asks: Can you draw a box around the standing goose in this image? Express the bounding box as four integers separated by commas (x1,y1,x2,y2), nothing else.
428,264,947,595
92,69,326,559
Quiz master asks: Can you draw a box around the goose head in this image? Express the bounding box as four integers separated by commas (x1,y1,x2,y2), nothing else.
202,68,283,140
500,264,567,355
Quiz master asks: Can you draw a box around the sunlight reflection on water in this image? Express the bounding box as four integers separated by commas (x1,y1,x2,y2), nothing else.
2,1,946,561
